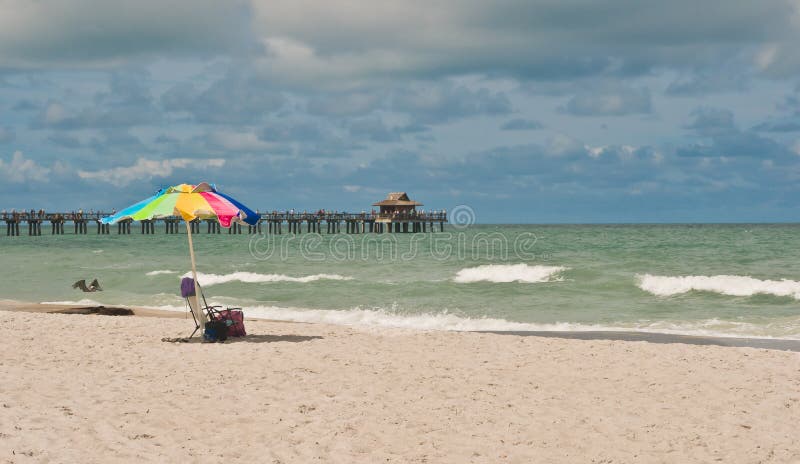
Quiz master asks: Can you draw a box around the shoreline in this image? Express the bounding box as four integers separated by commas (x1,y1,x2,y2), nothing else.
482,330,800,352
3,299,798,351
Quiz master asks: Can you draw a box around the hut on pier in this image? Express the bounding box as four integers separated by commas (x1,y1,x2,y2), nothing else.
372,192,422,220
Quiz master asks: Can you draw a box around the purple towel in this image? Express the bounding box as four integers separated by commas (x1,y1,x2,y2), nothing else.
181,277,196,297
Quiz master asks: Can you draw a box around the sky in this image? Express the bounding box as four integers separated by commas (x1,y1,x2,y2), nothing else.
1,0,800,223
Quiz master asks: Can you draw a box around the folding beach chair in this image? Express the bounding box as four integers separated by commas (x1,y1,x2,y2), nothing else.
181,277,246,339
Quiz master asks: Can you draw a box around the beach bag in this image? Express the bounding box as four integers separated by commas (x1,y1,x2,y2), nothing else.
203,320,228,342
213,309,246,337
180,277,196,297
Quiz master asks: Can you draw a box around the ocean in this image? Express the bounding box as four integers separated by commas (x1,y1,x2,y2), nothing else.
2,224,800,338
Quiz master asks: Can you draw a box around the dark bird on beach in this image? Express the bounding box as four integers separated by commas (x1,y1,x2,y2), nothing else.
72,279,102,292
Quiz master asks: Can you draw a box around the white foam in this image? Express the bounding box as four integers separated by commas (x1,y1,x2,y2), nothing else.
453,263,567,283
183,271,353,286
637,274,800,300
201,307,800,338
35,299,800,338
146,270,177,276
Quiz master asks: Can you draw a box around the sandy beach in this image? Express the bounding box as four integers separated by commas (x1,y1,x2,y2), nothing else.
0,304,797,463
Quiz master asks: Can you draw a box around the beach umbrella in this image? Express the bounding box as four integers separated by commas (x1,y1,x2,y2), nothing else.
101,182,258,326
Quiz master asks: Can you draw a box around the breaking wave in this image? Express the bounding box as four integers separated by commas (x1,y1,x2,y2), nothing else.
183,271,353,286
637,274,800,300
453,263,567,283
146,270,177,276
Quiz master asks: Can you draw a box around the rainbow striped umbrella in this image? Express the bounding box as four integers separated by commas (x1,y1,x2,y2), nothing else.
101,182,258,227
101,182,259,328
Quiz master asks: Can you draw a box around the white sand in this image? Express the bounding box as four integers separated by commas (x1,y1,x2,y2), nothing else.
1,308,799,463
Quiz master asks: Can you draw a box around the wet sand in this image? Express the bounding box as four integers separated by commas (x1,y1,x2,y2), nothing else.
6,300,798,352
483,330,800,352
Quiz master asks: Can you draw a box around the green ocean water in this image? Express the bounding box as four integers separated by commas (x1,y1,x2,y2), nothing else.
2,224,800,338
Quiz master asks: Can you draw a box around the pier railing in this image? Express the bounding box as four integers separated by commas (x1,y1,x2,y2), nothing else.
2,211,448,236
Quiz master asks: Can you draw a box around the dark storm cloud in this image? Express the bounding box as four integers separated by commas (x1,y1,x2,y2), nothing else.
0,0,251,67
250,0,800,84
2,1,799,84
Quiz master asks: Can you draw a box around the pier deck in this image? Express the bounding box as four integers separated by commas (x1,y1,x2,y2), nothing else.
2,212,448,236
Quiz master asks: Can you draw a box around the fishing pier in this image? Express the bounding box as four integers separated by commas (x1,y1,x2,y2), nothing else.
2,211,448,236
2,193,448,237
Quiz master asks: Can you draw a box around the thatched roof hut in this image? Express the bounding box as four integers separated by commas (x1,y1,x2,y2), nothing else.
372,192,422,214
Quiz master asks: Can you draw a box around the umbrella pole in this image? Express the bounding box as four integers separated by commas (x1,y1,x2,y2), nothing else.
186,220,205,326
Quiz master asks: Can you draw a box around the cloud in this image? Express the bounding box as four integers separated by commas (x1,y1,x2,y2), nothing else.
500,118,543,131
684,107,736,136
0,0,251,67
161,74,286,124
260,121,328,143
307,90,384,116
204,130,276,152
777,94,800,114
2,1,800,222
47,133,82,149
77,157,226,185
665,71,750,96
752,118,800,132
561,85,652,116
680,108,793,161
1,0,799,85
11,99,37,111
88,131,148,154
347,117,402,143
0,151,50,182
391,81,512,123
249,0,800,84
32,72,160,130
0,127,15,143
705,131,788,159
